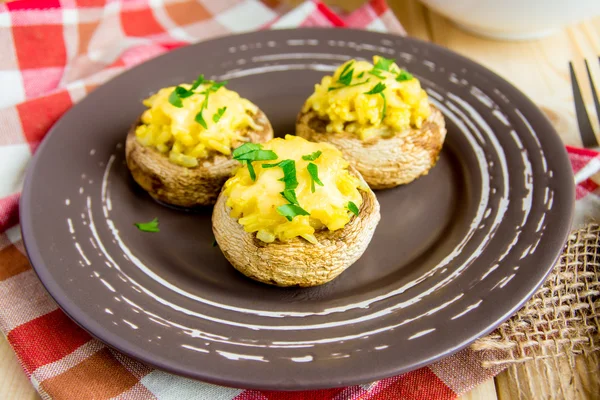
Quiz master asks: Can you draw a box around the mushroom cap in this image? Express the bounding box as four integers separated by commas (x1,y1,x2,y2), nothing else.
212,167,381,287
125,110,273,207
295,104,446,189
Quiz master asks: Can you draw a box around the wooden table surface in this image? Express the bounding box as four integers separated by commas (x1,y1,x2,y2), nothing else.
1,0,599,399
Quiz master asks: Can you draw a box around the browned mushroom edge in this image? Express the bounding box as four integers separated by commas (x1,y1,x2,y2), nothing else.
125,110,273,207
212,166,381,287
295,104,446,190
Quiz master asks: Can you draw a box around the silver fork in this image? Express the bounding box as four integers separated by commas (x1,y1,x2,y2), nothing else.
569,58,600,148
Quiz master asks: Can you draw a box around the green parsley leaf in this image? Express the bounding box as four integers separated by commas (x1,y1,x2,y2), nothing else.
368,69,385,79
167,75,225,111
205,80,228,93
246,161,256,181
301,150,322,161
396,70,413,81
277,204,310,221
364,83,387,122
190,74,205,91
232,143,278,181
307,162,324,193
339,61,354,79
135,217,159,232
235,150,278,162
365,82,387,95
281,189,299,205
357,71,365,79
261,162,279,169
168,91,183,108
233,143,262,158
263,158,309,220
195,110,208,129
374,57,395,71
347,201,359,216
194,79,228,129
168,86,189,108
338,69,354,86
212,106,227,123
277,159,298,190
337,61,355,86
262,159,298,190
168,80,202,108
166,76,229,129
179,91,195,99
328,79,370,92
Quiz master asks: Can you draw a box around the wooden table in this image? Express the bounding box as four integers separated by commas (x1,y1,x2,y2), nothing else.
1,1,599,398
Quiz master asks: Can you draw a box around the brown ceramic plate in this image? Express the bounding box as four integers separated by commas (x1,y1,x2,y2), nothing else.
20,28,574,390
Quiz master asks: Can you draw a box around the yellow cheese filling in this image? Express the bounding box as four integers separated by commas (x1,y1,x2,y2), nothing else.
303,56,432,141
135,78,260,167
224,135,365,244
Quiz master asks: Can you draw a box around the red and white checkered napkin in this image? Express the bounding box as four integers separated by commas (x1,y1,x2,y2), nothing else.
0,0,588,399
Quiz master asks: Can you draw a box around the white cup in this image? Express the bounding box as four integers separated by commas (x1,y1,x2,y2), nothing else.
419,0,600,41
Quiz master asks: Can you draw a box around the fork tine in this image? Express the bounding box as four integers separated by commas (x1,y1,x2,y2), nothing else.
570,61,598,148
585,58,600,130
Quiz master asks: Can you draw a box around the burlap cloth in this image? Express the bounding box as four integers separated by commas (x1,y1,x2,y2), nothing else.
472,223,600,399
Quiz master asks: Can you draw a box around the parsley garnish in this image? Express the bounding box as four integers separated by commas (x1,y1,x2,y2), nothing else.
189,74,206,91
213,107,227,123
339,60,353,75
396,70,414,81
365,82,387,122
328,61,373,91
194,80,228,129
135,218,159,232
263,160,298,189
272,160,298,189
263,159,310,220
301,150,322,161
232,143,261,157
277,204,310,221
281,189,299,205
368,69,385,79
307,163,324,193
246,164,256,181
195,110,208,129
357,71,365,79
168,86,192,108
279,160,298,190
235,150,278,162
368,57,396,79
327,79,370,92
168,75,206,108
347,202,359,216
168,76,228,129
232,143,277,181
337,61,355,85
374,56,395,71
365,82,387,95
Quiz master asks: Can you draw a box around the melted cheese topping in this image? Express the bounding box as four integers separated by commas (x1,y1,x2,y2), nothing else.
224,135,365,244
135,82,260,167
303,56,432,141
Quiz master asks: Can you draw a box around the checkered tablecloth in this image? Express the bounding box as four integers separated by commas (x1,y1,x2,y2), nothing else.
0,0,592,399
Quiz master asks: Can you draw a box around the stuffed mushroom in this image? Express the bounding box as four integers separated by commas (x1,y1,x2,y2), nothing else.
212,135,380,287
126,75,273,207
296,56,446,189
